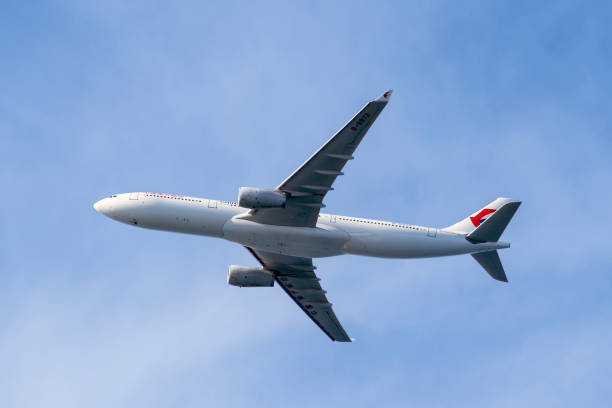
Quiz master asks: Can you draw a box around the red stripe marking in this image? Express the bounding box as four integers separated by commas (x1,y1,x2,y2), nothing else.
470,208,496,227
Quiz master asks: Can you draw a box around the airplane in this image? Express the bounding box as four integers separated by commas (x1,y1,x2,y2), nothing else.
93,90,520,342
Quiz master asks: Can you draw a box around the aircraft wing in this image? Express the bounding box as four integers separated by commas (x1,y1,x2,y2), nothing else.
246,90,392,228
245,247,352,342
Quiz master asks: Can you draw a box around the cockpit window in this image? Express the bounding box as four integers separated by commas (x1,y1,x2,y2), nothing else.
110,195,117,198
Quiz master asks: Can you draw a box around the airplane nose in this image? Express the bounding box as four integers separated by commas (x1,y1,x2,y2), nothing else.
93,199,106,213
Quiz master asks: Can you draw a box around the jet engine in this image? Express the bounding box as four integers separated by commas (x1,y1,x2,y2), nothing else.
227,265,275,287
238,187,286,209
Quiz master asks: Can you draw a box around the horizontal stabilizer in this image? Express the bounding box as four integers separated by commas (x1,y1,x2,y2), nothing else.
472,250,507,282
467,201,521,243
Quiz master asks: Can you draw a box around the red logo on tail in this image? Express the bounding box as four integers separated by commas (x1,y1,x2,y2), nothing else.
470,208,496,227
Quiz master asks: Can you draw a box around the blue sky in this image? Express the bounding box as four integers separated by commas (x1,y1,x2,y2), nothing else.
1,1,611,406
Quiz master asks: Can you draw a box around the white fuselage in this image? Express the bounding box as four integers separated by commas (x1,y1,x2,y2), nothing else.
94,192,508,259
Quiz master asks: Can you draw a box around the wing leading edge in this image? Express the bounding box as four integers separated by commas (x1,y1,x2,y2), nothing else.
245,247,352,342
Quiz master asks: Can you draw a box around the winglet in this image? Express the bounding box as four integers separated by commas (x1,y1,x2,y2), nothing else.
374,90,393,103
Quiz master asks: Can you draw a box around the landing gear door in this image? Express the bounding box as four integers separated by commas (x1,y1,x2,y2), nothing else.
129,192,139,200
427,228,437,238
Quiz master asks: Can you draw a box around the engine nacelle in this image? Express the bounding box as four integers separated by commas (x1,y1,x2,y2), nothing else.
238,187,286,209
227,265,275,287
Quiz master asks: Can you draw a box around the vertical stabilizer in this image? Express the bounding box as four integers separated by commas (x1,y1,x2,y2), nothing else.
443,197,521,240
467,200,520,243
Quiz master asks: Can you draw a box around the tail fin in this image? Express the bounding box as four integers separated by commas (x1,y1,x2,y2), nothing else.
443,197,521,242
444,198,521,282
